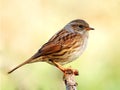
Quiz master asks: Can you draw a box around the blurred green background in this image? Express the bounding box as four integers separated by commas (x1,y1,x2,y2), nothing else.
1,0,120,90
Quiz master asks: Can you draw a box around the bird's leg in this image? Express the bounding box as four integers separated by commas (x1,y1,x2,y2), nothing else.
52,61,79,75
52,61,65,73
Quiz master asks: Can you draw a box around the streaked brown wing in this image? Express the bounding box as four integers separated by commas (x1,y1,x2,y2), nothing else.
31,29,66,60
32,29,81,60
31,42,62,59
39,42,62,55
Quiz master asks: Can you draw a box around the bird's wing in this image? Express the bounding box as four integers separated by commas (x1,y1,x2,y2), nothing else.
32,29,81,59
39,42,62,55
31,42,62,59
31,29,67,59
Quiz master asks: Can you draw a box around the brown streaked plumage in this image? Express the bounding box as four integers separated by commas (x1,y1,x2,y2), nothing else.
8,19,94,74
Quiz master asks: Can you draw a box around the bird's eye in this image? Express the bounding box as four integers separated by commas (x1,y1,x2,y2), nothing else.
79,25,84,28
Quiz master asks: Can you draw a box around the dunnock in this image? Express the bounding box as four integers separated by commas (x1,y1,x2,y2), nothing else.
8,19,94,74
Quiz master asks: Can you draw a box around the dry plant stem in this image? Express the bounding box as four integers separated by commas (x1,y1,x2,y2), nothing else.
52,61,79,90
63,69,79,90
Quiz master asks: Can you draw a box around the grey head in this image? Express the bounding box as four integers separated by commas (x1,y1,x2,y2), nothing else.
64,19,94,34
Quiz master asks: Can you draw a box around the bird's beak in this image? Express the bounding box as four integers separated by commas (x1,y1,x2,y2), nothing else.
85,27,94,31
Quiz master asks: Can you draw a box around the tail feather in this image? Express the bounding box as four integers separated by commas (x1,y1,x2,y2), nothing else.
8,58,33,74
8,51,42,74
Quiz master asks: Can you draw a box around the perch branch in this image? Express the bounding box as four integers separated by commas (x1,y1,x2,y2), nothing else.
63,68,79,90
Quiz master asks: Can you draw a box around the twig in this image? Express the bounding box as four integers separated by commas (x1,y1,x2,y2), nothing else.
63,68,79,90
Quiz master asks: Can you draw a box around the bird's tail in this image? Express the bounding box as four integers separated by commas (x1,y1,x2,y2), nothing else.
8,58,33,74
8,52,42,74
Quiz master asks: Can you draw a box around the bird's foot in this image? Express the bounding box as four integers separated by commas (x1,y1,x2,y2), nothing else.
52,61,79,76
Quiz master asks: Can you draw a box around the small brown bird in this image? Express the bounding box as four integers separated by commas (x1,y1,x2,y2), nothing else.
8,19,94,74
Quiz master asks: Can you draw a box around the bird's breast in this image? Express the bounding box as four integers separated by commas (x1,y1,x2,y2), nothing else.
69,43,86,60
64,34,88,64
